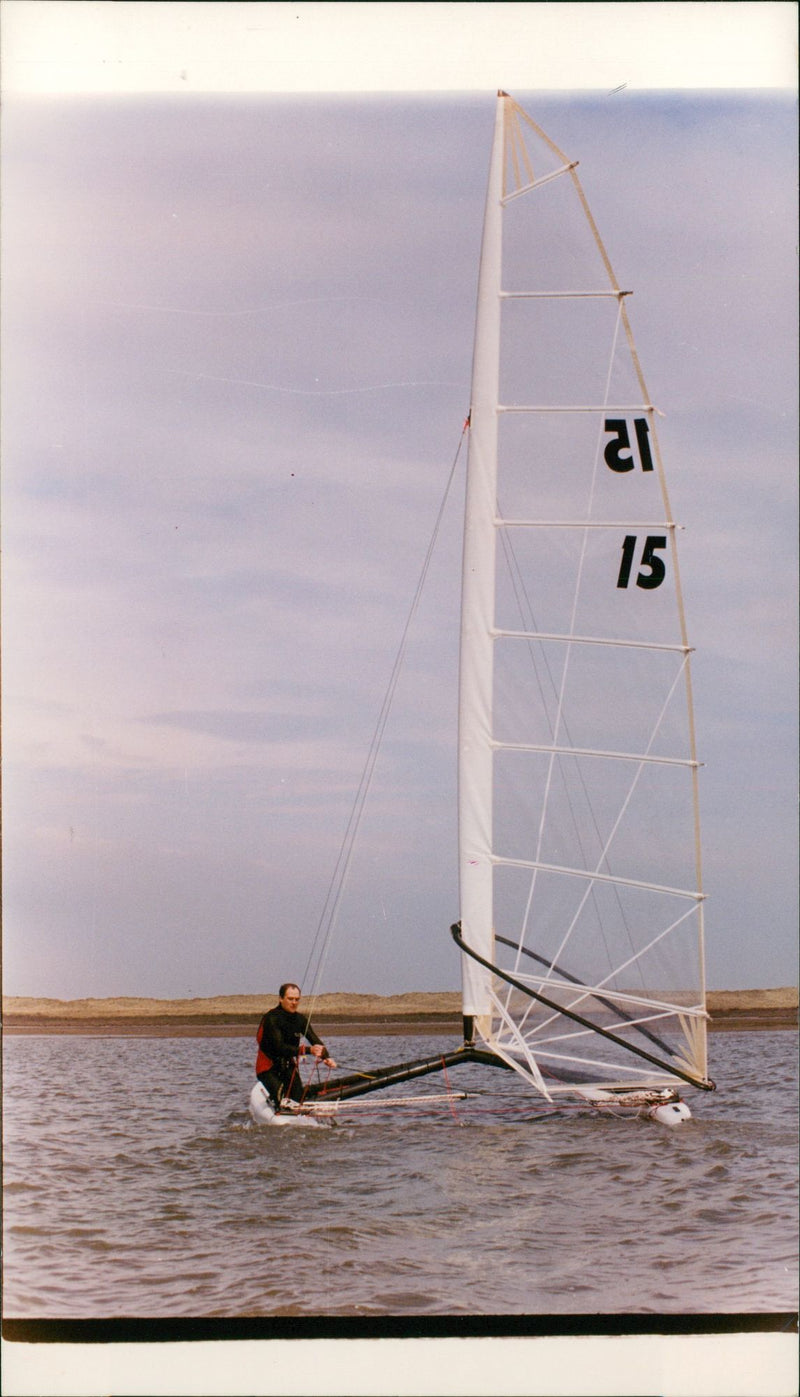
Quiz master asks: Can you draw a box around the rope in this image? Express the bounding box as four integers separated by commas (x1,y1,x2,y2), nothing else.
281,1052,334,1112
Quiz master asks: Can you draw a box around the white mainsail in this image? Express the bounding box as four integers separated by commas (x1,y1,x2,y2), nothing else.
456,93,711,1099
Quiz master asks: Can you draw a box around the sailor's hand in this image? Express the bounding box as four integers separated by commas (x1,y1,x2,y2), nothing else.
326,1057,337,1069
309,1043,325,1058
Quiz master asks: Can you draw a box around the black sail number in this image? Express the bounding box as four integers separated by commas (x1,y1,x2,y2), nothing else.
617,534,667,590
604,417,654,473
604,419,665,588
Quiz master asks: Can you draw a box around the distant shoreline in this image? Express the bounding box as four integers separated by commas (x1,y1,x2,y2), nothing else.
3,988,797,1036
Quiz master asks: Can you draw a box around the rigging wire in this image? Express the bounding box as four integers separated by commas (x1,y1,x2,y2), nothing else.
300,419,470,1011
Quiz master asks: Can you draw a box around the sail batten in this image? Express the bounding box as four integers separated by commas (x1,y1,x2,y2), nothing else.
501,160,578,202
500,290,631,300
491,857,703,900
492,740,699,768
496,519,679,529
499,404,657,414
492,628,691,652
456,93,710,1103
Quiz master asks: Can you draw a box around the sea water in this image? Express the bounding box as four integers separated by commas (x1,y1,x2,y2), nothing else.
2,1030,797,1319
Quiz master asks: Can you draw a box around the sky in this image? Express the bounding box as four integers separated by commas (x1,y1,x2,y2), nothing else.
2,3,798,1004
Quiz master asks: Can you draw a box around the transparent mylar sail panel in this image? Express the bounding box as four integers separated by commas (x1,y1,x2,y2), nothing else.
494,528,684,648
492,857,703,987
499,296,644,409
493,636,691,756
501,161,611,294
489,863,704,1087
493,748,700,894
496,413,670,525
489,981,699,1088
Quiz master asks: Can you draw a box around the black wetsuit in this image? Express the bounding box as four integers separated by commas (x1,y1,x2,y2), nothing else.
255,1004,327,1105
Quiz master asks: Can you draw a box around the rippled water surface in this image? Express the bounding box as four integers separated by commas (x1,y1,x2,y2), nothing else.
3,1031,797,1318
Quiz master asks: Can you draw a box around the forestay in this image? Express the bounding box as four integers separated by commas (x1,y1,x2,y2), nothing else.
456,93,713,1100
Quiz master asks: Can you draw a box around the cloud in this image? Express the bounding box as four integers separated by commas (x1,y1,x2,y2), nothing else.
3,91,796,996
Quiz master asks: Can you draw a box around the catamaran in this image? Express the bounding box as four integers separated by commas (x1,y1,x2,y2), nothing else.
249,92,714,1129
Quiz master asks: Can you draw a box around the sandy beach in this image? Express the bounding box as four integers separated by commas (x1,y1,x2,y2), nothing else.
3,987,797,1036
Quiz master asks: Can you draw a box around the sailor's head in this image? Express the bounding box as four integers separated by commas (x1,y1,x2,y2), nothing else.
279,983,301,1010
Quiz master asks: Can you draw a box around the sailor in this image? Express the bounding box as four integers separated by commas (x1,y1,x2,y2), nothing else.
255,983,337,1108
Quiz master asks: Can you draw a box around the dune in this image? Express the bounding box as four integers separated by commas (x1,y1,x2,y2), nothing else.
2,990,462,1019
2,987,796,1035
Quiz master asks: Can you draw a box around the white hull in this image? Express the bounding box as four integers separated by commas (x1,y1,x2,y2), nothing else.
576,1086,692,1125
248,1082,327,1128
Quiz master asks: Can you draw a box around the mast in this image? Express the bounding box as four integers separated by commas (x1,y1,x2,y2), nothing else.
458,93,507,1036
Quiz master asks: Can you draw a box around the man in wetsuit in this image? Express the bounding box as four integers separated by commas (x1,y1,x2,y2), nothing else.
255,983,337,1108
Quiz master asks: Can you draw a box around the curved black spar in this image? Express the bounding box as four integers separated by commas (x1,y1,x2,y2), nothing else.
451,923,716,1093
